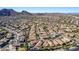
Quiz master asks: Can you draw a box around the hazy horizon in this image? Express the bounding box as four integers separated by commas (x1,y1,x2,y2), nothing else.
0,7,79,13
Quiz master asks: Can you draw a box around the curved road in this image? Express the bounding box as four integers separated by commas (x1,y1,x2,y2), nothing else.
68,47,79,51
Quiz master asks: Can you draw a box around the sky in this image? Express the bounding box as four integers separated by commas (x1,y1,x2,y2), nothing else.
0,7,79,13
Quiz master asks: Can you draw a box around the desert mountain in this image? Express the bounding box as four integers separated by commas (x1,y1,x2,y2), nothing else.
0,9,32,16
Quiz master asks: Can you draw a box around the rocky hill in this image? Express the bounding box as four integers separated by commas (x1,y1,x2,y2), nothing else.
0,9,32,16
